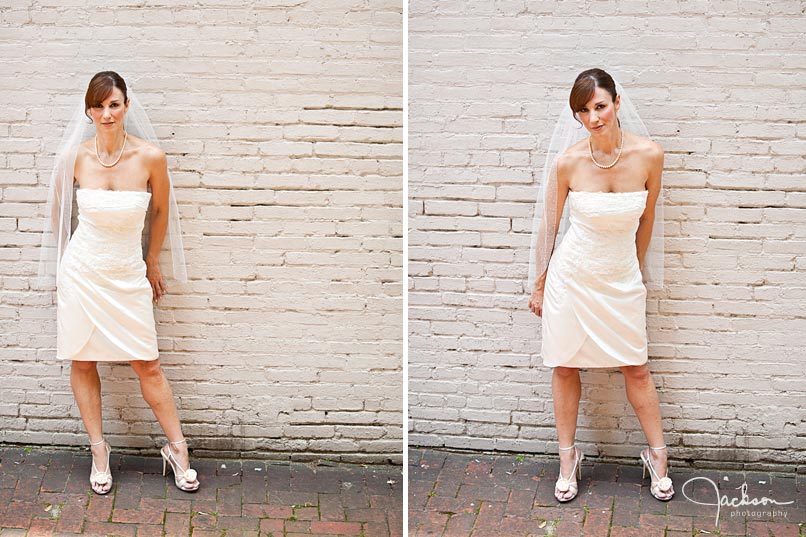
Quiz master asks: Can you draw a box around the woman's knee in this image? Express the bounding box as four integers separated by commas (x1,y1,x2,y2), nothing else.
71,360,98,374
131,359,163,380
621,363,651,382
553,366,579,379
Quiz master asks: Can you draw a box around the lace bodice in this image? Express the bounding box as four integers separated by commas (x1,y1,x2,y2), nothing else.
65,189,151,273
552,190,648,282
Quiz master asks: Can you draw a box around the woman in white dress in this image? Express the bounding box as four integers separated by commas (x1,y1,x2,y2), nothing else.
43,71,199,494
528,69,673,503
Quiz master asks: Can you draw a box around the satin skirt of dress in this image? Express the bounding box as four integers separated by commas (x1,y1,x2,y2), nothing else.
542,259,647,368
56,189,158,362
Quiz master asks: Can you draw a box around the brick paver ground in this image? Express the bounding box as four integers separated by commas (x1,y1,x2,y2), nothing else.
0,446,403,536
409,448,804,537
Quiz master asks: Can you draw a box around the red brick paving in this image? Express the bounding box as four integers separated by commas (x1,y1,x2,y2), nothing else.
0,447,402,536
409,448,805,536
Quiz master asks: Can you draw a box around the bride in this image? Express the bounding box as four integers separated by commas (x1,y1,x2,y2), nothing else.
528,68,673,503
39,71,199,494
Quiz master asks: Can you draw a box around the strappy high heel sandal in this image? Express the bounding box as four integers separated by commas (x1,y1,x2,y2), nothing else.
640,445,674,501
160,438,199,492
89,438,113,495
555,444,583,502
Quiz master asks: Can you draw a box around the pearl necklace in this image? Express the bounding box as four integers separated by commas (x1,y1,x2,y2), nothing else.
95,131,128,168
588,129,624,169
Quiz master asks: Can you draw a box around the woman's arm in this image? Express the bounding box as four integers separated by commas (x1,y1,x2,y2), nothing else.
49,149,78,245
145,147,170,302
534,155,571,292
636,142,663,272
529,155,570,317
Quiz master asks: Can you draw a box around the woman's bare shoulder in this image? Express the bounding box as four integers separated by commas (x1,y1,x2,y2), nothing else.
77,138,93,153
564,138,590,157
64,140,93,167
128,135,164,157
126,135,166,167
555,140,588,170
626,131,663,159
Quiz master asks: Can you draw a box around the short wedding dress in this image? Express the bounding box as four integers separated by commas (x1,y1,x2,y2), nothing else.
541,190,648,368
57,188,158,361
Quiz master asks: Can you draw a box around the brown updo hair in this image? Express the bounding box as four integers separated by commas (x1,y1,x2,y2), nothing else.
84,71,128,121
569,68,617,122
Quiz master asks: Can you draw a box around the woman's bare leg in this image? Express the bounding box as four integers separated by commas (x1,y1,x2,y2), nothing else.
621,364,672,497
129,359,196,483
552,366,582,501
70,360,111,494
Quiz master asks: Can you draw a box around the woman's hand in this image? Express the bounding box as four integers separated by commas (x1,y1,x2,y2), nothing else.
528,286,544,317
146,257,166,304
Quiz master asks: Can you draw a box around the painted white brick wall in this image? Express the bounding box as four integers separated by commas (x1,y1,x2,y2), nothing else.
408,1,806,466
0,1,403,463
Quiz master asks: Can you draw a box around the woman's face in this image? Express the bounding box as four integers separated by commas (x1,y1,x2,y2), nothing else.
88,87,128,131
576,86,620,135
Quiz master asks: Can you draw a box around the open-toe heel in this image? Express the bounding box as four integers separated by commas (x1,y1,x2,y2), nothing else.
555,444,583,503
640,445,674,501
160,438,199,492
89,438,113,495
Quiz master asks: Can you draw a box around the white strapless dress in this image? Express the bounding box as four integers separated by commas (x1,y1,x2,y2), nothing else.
57,189,158,361
542,190,649,368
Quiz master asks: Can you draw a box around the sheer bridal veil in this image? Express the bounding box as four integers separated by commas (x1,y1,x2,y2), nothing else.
38,84,187,286
528,78,664,291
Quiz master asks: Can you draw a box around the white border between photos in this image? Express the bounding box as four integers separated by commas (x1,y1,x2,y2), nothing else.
402,0,409,532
